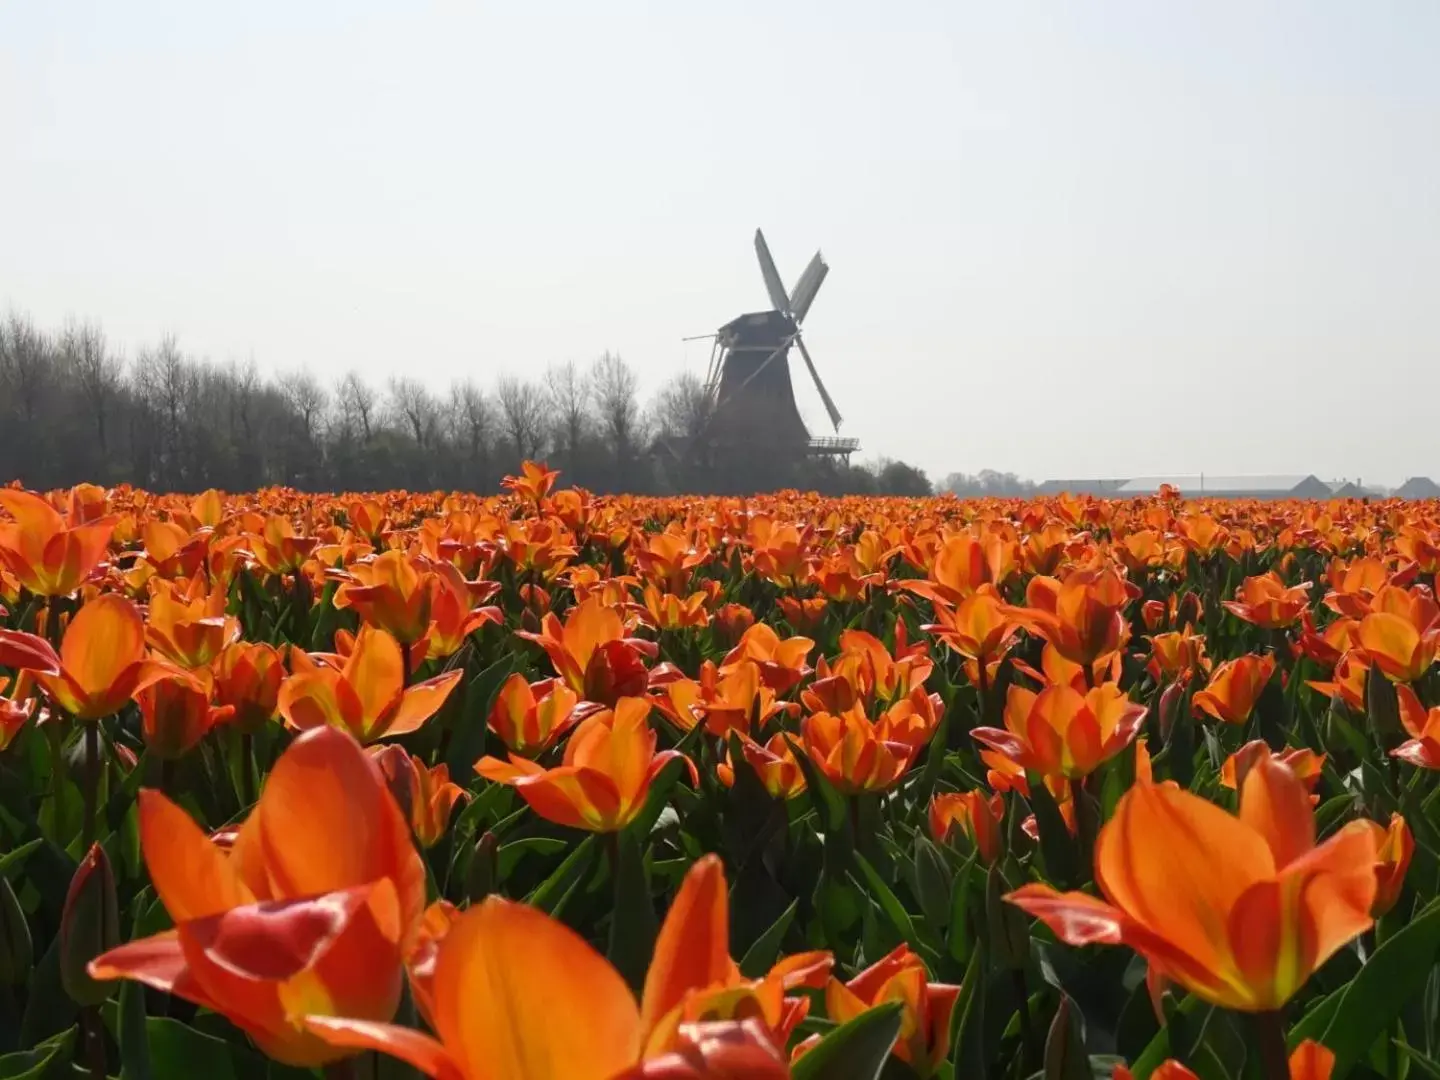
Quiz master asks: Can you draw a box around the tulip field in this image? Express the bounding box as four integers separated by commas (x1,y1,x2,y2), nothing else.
1,466,1439,1080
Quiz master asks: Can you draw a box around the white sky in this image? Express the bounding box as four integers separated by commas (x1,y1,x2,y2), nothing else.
3,2,1438,486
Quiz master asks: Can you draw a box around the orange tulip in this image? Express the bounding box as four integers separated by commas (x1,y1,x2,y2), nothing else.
712,603,755,648
716,733,806,800
476,698,694,832
1306,649,1368,713
1115,1040,1333,1080
777,595,828,634
487,673,586,757
212,641,285,733
1356,585,1440,682
1221,572,1312,630
720,623,814,695
1007,757,1378,1011
278,625,461,744
415,564,502,661
88,726,425,1066
0,489,115,597
8,595,160,721
518,595,656,705
1007,567,1137,668
0,673,35,750
640,585,711,632
612,1020,788,1080
800,708,915,794
1220,741,1324,801
807,944,960,1077
137,668,234,760
973,682,1147,780
1393,683,1440,768
929,790,1004,864
144,579,241,669
247,516,319,576
305,855,821,1080
1364,813,1413,916
1146,630,1209,684
370,747,468,849
924,586,1020,671
333,551,436,646
502,459,560,504
661,660,791,738
1192,653,1277,725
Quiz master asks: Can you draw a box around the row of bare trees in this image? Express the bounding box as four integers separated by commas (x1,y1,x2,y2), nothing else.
0,311,718,494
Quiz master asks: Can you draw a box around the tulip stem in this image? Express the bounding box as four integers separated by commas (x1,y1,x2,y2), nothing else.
80,723,100,852
1254,1010,1288,1080
1012,969,1036,1068
240,732,255,806
79,1006,106,1080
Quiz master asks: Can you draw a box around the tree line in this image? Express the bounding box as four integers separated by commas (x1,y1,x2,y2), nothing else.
0,311,934,496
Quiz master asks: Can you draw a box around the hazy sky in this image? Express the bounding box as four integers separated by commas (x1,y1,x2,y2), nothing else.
3,2,1438,486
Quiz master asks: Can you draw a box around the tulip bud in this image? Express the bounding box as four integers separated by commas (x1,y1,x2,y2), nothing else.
583,640,649,706
1141,599,1166,633
1177,592,1203,629
1043,996,1090,1080
0,878,33,986
61,844,120,1006
369,744,418,822
713,604,756,649
1371,813,1414,917
1157,680,1185,743
465,831,499,903
519,605,543,636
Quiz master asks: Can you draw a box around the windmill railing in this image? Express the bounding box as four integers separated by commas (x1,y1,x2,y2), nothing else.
806,435,861,455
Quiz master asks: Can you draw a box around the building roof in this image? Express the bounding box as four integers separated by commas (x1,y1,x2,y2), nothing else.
1033,478,1129,496
1395,476,1440,499
1113,475,1325,496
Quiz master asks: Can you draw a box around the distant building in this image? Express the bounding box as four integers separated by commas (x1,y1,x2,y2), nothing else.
1036,474,1337,500
1033,478,1129,497
1395,477,1440,499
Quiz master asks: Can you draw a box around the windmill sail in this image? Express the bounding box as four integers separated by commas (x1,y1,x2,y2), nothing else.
788,252,828,324
795,335,843,431
753,229,791,315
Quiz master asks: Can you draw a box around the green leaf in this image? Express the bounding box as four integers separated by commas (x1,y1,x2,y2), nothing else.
1320,895,1440,1078
144,1018,249,1080
784,736,847,835
791,1000,903,1080
1396,1041,1440,1080
1026,780,1080,889
496,837,567,879
607,829,657,994
738,899,797,979
0,1029,74,1079
1044,996,1091,1080
0,840,42,881
852,852,928,958
117,907,152,1080
525,835,597,915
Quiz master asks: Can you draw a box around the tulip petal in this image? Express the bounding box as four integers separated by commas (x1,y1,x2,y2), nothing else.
252,726,426,933
60,594,145,707
641,854,730,1035
138,789,254,921
305,1017,464,1080
1094,782,1274,991
345,626,406,723
432,897,641,1080
1238,755,1315,869
383,670,463,737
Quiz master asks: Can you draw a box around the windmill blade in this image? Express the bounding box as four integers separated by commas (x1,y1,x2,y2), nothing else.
753,229,791,315
788,251,829,325
794,334,843,432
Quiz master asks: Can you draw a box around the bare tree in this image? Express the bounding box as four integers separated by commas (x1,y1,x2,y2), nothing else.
1,313,52,427
496,374,546,463
649,371,713,443
388,375,438,449
278,370,328,444
336,371,377,442
544,360,592,472
590,351,645,482
62,320,122,455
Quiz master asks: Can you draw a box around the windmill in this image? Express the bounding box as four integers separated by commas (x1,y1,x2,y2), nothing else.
695,229,860,465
